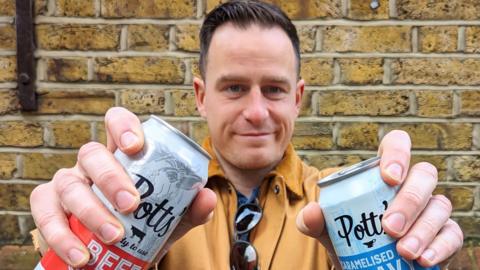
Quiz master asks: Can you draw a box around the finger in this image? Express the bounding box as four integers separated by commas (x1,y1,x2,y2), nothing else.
382,162,438,238
378,130,411,185
396,195,452,260
296,202,342,269
77,142,140,213
104,107,144,154
296,202,325,239
30,182,90,267
155,188,217,261
416,219,464,268
53,167,125,245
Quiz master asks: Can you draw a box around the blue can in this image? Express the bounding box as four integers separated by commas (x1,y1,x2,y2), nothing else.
318,157,439,270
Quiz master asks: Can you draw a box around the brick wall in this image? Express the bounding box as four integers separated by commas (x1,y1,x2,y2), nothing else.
0,0,479,269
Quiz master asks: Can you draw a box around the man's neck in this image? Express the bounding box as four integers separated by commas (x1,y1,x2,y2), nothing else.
212,147,279,197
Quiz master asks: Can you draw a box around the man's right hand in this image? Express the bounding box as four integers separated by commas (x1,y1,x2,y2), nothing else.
30,107,217,267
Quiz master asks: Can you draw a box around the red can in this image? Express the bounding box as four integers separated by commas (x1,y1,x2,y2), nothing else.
35,116,211,270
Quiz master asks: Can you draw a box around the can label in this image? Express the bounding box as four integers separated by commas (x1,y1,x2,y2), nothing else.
319,158,439,270
36,116,210,270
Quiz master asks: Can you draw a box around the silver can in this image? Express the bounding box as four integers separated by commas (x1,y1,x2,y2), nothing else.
318,157,439,270
36,115,210,270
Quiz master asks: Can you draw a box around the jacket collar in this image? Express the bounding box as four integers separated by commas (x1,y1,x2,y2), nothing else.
202,137,304,198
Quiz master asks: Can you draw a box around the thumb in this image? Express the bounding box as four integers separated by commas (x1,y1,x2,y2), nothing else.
296,202,326,239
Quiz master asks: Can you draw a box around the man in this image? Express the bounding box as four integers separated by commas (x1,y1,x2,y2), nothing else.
30,1,463,269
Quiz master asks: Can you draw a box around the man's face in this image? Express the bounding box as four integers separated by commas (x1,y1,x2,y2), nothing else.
194,23,304,170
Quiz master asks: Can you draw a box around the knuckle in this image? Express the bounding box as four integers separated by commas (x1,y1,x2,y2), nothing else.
44,229,69,248
95,168,120,187
76,204,101,224
30,183,48,203
431,194,452,213
55,174,85,200
78,142,105,161
400,188,425,208
35,210,66,231
412,162,438,180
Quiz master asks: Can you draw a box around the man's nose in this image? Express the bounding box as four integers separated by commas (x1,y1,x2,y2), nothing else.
242,87,269,125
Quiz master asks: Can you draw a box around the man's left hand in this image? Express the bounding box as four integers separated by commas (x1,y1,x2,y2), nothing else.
297,130,464,268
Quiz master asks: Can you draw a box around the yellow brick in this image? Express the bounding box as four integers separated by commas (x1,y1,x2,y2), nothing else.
384,123,472,150
0,122,43,147
46,58,88,82
22,153,77,179
0,215,21,242
0,153,16,179
459,90,480,116
0,245,40,270
465,26,480,53
418,26,457,53
0,90,20,115
318,90,409,116
303,155,364,171
300,58,333,86
337,123,379,150
268,0,341,19
191,121,209,144
454,217,480,237
0,184,36,211
397,0,480,20
410,155,448,181
0,25,15,50
392,59,480,85
452,156,480,182
191,58,201,78
35,0,47,15
299,90,313,116
119,89,166,114
206,0,341,19
416,90,453,117
175,24,200,52
101,0,196,18
95,122,107,145
56,0,95,16
94,57,185,83
347,0,389,20
297,25,316,53
171,90,199,116
127,25,169,51
50,121,91,148
0,56,16,82
323,26,411,53
37,24,120,50
0,0,14,16
292,122,333,150
338,58,383,85
434,186,474,211
37,90,115,115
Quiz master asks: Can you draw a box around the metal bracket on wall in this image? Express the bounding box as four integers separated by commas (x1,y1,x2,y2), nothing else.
15,0,37,111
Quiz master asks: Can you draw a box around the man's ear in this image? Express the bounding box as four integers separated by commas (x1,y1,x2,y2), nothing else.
295,79,305,114
194,77,207,118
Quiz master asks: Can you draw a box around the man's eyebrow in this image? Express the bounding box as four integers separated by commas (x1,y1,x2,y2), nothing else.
215,74,290,85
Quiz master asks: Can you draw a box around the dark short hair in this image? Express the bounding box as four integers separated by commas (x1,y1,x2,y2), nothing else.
199,0,301,79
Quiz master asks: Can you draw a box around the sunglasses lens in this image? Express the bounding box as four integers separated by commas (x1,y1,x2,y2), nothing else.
230,241,258,270
235,203,262,234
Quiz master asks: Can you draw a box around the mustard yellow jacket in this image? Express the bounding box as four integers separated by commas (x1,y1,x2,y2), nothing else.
158,139,336,270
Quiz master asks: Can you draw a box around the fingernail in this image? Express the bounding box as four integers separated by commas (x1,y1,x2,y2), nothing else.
402,237,420,256
68,248,87,266
116,190,138,211
296,209,309,233
120,131,138,149
386,163,403,183
384,212,405,234
99,223,121,243
421,249,436,263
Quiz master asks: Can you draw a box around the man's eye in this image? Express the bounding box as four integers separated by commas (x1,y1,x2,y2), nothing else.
264,86,282,94
226,85,244,93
